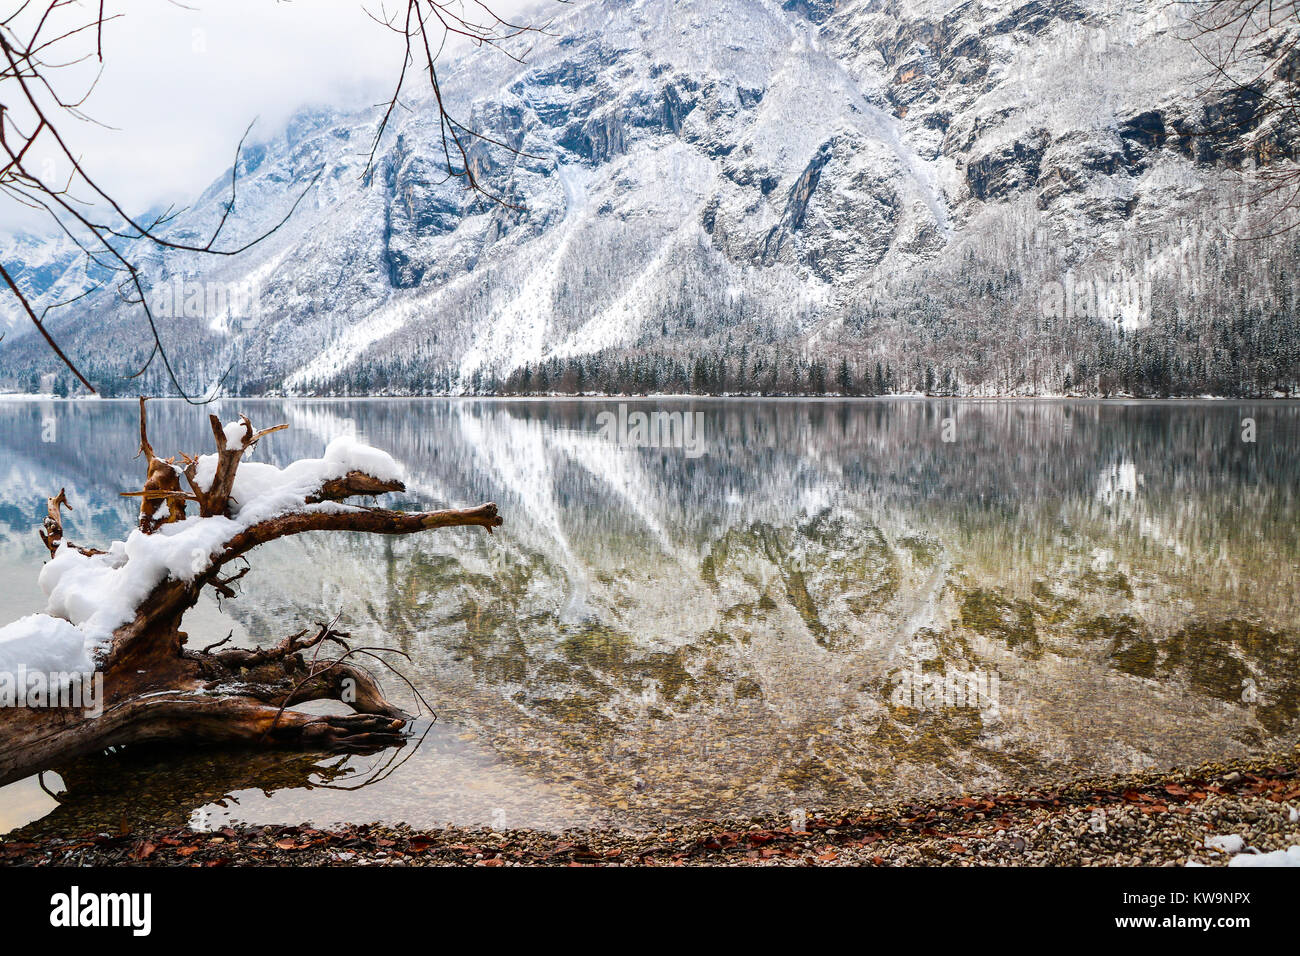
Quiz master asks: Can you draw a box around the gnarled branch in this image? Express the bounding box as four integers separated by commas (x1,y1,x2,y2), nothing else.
0,400,504,788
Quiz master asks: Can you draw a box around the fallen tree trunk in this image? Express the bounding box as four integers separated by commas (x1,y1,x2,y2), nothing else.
0,399,502,788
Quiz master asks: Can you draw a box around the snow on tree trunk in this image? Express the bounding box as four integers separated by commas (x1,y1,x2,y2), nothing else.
0,398,502,787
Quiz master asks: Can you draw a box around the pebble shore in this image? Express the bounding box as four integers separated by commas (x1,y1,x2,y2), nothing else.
4,750,1297,867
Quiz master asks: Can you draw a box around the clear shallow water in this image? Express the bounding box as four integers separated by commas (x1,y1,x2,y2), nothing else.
0,397,1297,836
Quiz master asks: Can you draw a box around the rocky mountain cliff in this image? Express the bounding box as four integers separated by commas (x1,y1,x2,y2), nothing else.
2,0,1298,397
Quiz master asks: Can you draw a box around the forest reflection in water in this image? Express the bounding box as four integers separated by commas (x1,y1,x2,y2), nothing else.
0,397,1296,835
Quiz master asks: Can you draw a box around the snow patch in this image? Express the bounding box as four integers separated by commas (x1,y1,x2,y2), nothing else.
1190,833,1300,867
223,420,250,446
1,434,405,673
1204,834,1245,854
1229,845,1300,867
0,614,95,675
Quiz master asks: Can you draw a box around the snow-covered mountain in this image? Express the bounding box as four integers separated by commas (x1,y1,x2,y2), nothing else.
2,0,1298,396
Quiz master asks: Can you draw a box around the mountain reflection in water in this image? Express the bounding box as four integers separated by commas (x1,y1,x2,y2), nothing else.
0,397,1296,835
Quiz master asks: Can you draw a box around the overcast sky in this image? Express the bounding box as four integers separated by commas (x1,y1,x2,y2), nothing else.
4,0,543,234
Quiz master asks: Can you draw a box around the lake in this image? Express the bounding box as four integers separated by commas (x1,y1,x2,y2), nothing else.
0,397,1297,836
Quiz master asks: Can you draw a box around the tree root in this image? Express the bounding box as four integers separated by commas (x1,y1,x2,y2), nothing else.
0,401,502,787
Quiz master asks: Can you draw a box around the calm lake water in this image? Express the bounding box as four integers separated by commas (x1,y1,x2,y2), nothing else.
1,397,1298,835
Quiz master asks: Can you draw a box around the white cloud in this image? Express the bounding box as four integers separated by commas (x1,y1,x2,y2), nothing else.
2,0,544,232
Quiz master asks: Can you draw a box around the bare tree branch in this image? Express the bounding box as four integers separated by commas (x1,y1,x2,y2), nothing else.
1,1,558,396
1178,0,1300,235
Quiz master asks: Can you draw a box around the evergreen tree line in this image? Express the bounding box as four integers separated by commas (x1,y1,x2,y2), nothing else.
20,308,1298,399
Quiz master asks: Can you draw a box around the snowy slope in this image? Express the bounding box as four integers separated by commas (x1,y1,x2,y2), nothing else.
1,0,1296,394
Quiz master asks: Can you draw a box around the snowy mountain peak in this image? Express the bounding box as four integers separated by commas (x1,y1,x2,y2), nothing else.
3,0,1297,398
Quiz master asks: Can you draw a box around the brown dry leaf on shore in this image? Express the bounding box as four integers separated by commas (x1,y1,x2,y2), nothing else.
5,751,1297,868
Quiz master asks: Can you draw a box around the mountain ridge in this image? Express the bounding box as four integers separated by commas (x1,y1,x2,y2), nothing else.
2,0,1298,398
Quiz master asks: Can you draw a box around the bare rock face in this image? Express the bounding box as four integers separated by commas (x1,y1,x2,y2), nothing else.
2,0,1297,395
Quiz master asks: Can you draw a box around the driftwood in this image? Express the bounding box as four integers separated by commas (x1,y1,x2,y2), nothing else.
0,399,501,788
